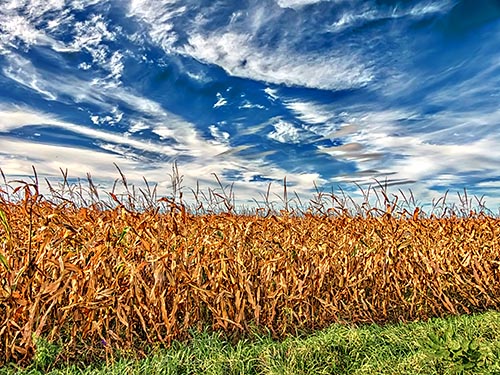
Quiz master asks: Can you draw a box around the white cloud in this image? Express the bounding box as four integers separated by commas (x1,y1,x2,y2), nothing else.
0,128,326,208
79,62,92,70
184,32,372,90
0,0,102,54
0,109,57,130
285,99,334,125
268,120,301,144
264,87,279,101
88,106,123,126
239,101,265,109
68,14,124,74
209,125,230,144
0,107,175,156
408,1,455,17
0,2,128,81
213,93,228,108
70,14,116,51
127,0,184,51
0,15,42,49
108,51,124,81
1,53,212,153
327,1,454,32
276,0,337,9
128,121,149,133
0,137,136,177
2,56,58,100
315,107,500,204
127,1,373,91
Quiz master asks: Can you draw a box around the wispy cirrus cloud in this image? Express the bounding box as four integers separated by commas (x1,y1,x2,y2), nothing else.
127,1,373,91
183,31,372,90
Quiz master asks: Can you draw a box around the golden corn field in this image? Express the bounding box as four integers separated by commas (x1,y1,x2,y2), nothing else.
1,173,500,366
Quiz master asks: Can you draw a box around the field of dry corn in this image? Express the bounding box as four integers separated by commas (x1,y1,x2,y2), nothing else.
1,184,500,366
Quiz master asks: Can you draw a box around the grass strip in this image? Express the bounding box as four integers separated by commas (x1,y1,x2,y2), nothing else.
2,310,500,375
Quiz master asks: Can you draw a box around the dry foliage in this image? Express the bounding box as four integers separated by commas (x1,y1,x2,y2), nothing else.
0,171,499,366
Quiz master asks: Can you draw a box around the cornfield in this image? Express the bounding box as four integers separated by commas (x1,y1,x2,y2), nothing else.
1,170,499,366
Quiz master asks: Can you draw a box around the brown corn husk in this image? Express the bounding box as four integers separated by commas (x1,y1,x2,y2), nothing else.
1,184,499,366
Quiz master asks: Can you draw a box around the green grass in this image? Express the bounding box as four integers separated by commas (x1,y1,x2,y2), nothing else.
3,311,500,375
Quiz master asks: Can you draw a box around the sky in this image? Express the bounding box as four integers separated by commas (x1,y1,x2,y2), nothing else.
0,0,499,211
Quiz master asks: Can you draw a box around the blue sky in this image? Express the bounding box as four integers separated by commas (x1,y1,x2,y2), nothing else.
0,0,499,208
